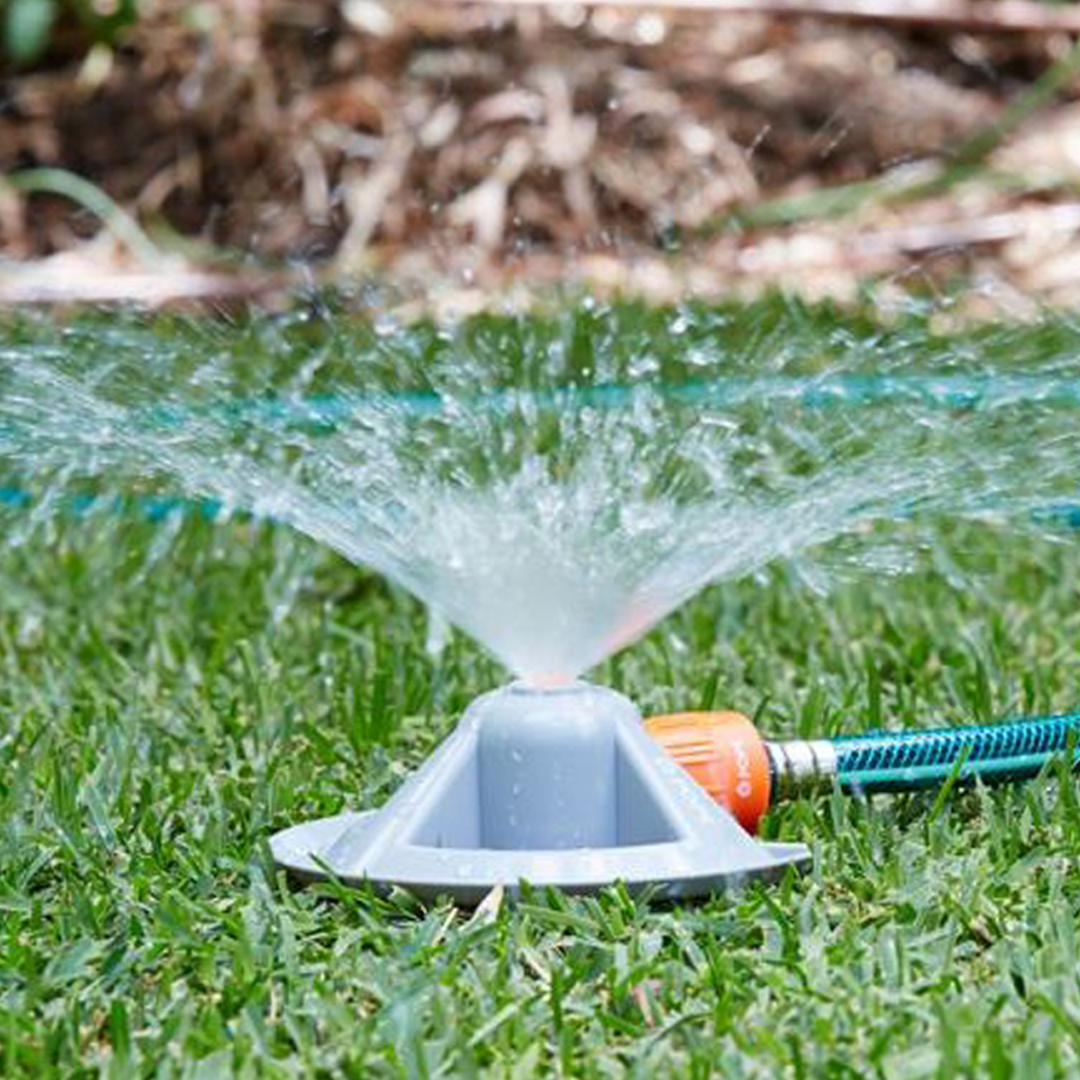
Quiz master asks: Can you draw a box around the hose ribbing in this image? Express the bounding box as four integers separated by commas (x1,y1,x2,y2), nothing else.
831,713,1080,792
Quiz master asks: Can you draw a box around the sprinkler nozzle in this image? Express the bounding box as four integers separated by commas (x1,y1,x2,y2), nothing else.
645,712,837,832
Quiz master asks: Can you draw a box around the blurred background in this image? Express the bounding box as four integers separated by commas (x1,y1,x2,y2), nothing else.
4,0,1080,315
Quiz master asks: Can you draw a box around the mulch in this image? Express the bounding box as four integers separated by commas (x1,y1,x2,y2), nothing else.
3,0,1080,313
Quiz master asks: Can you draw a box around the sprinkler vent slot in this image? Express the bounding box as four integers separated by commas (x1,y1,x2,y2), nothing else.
615,743,681,846
406,736,680,852
406,751,480,849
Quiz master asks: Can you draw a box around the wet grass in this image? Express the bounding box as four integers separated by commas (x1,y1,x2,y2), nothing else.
2,301,1080,1077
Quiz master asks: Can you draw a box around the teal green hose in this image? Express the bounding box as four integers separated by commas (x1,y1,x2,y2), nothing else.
832,714,1080,791
4,376,1080,529
770,713,1080,794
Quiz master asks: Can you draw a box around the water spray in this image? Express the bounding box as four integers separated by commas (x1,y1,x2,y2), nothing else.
6,322,1080,900
646,708,1080,832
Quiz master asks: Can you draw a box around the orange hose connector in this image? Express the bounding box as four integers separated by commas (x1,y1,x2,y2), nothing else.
645,711,772,833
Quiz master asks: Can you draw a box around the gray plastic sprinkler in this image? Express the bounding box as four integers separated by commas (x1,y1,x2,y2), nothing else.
270,682,809,903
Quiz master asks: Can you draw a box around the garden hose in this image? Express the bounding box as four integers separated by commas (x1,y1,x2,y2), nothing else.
4,376,1080,529
645,709,1080,832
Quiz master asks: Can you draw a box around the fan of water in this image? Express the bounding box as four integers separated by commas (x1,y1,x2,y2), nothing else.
1,304,1078,684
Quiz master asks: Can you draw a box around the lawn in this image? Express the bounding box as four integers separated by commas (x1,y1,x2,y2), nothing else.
2,299,1080,1078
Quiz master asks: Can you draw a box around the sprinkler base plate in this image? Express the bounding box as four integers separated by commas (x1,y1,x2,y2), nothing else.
271,809,808,904
270,682,809,904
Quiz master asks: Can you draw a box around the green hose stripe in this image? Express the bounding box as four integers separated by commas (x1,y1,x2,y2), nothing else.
832,713,1080,792
839,751,1065,793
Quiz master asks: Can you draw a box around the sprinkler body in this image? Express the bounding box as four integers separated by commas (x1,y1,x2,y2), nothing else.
646,710,1080,831
271,682,808,902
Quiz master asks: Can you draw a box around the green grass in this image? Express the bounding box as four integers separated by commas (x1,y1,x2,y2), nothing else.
2,300,1080,1077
